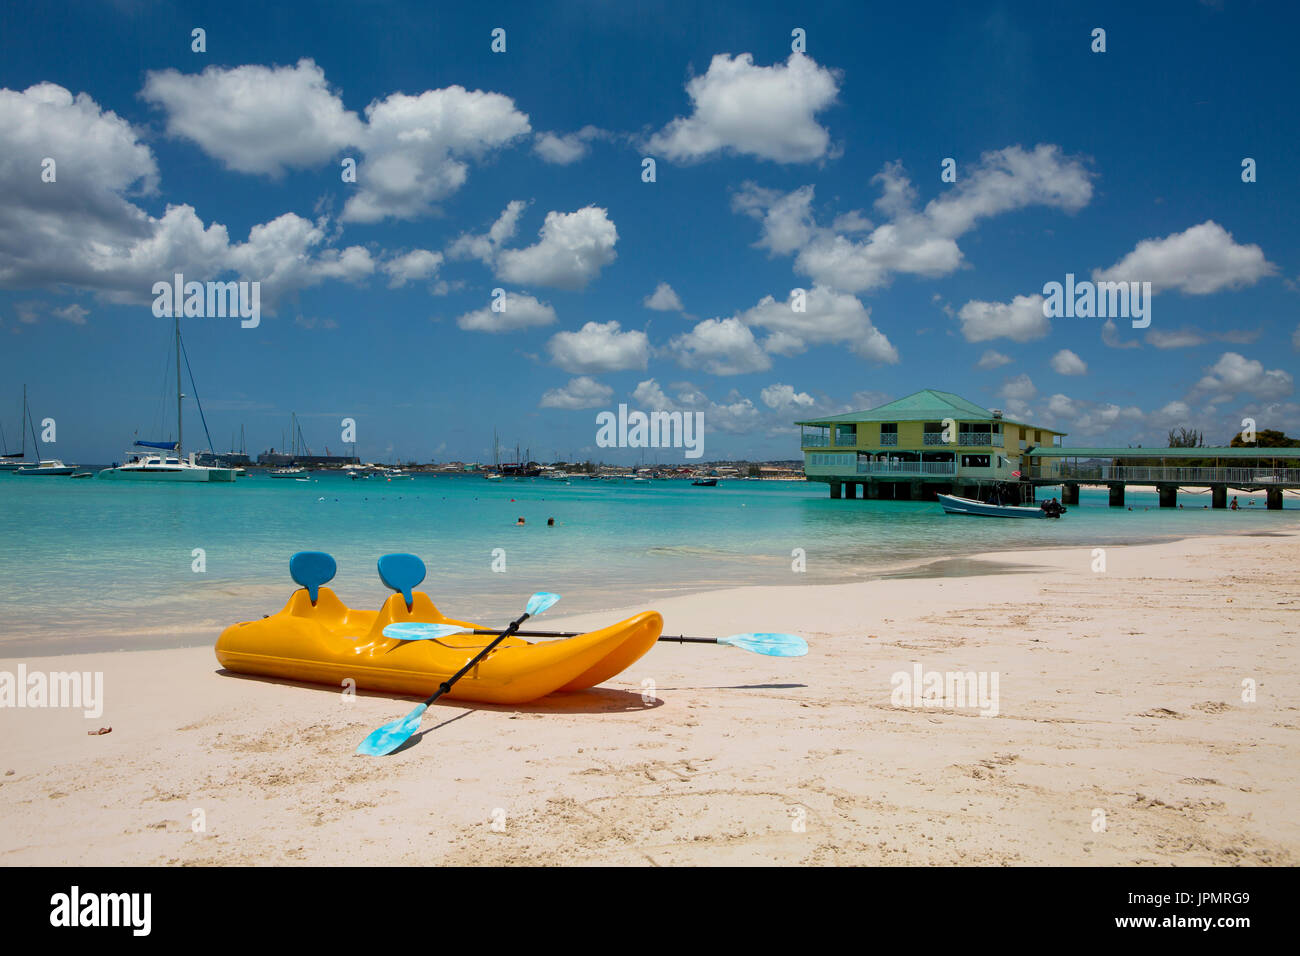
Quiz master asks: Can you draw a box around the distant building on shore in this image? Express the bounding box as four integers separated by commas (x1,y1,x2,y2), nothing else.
796,389,1065,501
256,450,360,467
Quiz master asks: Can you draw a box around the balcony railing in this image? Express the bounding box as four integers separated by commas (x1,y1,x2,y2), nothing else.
879,433,898,446
857,460,957,476
1049,465,1300,485
919,432,995,446
802,434,830,447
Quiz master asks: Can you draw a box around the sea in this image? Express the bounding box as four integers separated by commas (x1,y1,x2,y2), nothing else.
0,472,1293,656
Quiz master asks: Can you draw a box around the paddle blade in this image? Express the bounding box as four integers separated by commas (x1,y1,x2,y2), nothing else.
717,632,808,657
382,622,471,641
356,702,428,756
525,591,561,617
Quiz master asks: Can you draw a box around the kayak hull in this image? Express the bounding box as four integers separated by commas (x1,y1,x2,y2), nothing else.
215,588,662,704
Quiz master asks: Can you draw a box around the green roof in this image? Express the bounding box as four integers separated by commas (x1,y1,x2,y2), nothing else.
1028,446,1300,459
795,388,1057,431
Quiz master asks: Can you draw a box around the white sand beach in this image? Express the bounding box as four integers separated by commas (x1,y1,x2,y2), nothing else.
2,526,1297,866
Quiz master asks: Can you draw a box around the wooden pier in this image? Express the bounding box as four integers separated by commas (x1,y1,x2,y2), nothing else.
1025,447,1300,509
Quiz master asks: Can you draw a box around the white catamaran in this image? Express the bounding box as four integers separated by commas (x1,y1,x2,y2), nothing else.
98,317,237,483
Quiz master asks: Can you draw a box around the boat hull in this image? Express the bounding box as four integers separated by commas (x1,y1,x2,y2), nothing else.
16,466,76,476
98,466,236,482
938,493,1049,518
216,588,663,705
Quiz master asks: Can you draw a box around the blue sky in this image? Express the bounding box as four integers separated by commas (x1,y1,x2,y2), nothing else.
2,0,1297,464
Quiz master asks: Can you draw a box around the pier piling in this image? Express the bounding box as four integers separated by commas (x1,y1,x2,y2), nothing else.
1212,486,1226,509
1158,484,1178,508
1108,483,1125,508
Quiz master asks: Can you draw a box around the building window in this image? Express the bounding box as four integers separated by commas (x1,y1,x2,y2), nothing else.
962,454,991,468
834,424,857,445
808,453,854,468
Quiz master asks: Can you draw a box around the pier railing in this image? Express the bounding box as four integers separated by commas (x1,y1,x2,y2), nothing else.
857,461,957,476
1050,465,1300,485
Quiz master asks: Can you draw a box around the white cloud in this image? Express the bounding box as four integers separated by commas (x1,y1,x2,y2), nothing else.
643,281,684,312
455,292,556,333
1101,318,1141,350
668,317,771,375
976,349,1013,369
999,374,1037,403
141,59,363,177
1294,324,1300,350
382,249,443,288
1049,349,1087,375
1094,221,1276,294
646,53,840,163
533,126,605,164
496,206,618,289
956,294,1049,343
1145,327,1206,349
539,376,613,409
446,200,528,264
732,183,819,255
0,83,373,307
51,303,89,325
632,378,762,434
1193,352,1293,401
737,145,1092,293
547,321,649,373
1040,391,1146,437
342,86,530,223
760,383,815,410
1145,325,1259,349
737,285,898,362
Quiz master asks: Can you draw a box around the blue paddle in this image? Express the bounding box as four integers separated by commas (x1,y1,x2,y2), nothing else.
356,591,561,756
465,627,808,657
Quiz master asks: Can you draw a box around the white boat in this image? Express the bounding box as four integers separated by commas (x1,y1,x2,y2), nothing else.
100,449,236,482
16,459,77,476
8,385,78,475
938,493,1065,518
269,467,308,478
98,318,237,483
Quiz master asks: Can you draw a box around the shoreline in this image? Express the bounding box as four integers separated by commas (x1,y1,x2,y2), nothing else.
2,526,1297,865
3,517,1296,660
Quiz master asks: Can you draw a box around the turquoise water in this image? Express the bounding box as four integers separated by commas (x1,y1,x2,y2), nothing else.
0,472,1294,655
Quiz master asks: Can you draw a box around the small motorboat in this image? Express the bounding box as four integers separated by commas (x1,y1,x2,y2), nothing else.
16,459,77,476
691,478,719,487
938,493,1066,518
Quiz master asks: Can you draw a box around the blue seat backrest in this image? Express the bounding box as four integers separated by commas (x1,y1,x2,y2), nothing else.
377,553,426,608
289,551,337,604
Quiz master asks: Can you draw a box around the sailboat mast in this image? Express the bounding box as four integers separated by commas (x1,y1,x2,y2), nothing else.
21,384,26,457
175,317,183,459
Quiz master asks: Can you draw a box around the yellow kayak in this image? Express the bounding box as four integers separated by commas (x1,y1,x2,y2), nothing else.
215,552,662,705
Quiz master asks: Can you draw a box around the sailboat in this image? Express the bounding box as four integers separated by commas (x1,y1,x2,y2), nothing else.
98,318,237,482
0,386,29,471
269,413,308,477
15,385,77,475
